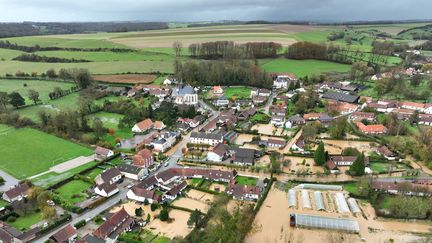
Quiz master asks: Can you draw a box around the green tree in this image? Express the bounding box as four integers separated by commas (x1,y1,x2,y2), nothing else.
46,68,57,78
135,207,143,217
27,89,40,105
72,68,92,89
93,118,106,140
314,141,326,166
146,213,151,222
159,208,169,221
187,209,202,228
0,92,9,111
8,92,25,108
410,74,422,87
349,153,365,176
329,118,347,139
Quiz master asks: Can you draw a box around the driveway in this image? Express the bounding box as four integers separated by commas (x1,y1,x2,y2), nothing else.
0,170,19,192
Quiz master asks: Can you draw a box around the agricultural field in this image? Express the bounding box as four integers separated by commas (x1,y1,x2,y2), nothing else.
0,124,93,179
0,48,23,60
259,58,351,77
0,79,75,104
92,74,157,84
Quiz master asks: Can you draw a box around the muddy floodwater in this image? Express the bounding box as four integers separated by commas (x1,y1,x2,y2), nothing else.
246,185,432,243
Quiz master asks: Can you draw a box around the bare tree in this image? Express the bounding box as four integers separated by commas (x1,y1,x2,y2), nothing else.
173,41,183,57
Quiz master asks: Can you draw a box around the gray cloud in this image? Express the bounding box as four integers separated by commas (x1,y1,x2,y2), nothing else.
0,0,430,22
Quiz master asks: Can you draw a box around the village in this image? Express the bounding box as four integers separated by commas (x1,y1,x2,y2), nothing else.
0,59,431,243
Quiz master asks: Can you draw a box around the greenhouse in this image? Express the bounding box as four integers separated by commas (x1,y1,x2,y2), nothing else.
301,190,311,209
288,189,297,208
294,214,360,233
313,191,325,211
296,184,342,191
334,193,350,213
347,198,361,214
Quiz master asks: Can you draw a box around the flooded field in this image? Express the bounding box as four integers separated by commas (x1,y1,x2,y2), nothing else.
251,124,293,136
187,189,215,203
284,156,324,174
246,185,432,243
321,139,376,154
172,197,210,212
148,209,192,238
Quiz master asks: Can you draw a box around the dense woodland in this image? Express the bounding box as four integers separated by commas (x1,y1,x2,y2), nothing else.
174,60,273,88
188,41,282,59
0,22,168,38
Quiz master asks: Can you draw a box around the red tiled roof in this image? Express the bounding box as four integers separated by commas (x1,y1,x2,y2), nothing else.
51,224,76,242
135,119,153,131
356,122,387,134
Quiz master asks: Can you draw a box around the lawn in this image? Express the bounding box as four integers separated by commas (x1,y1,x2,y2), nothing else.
84,168,104,180
370,162,410,174
223,86,252,100
259,58,351,77
55,179,92,204
235,176,258,186
0,79,75,104
251,113,270,123
9,212,43,230
0,124,93,179
87,111,133,146
31,161,99,188
0,199,9,208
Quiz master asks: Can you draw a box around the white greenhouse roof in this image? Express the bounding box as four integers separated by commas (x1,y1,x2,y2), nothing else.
334,193,350,213
301,190,311,209
295,214,360,232
288,189,297,207
313,191,325,211
347,198,361,214
296,184,342,191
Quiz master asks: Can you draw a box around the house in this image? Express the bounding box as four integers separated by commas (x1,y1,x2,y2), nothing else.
270,107,286,116
190,132,223,146
419,116,432,126
303,113,323,121
153,121,166,130
318,114,334,127
326,155,370,172
212,86,223,94
50,224,77,243
291,135,305,152
376,145,397,160
356,122,388,135
118,164,147,181
226,183,260,201
336,102,358,115
367,100,397,113
214,95,229,107
273,73,297,89
350,111,376,122
231,148,255,165
0,222,24,243
95,168,122,185
238,108,256,120
151,131,179,152
133,149,154,168
398,101,426,112
164,181,188,201
127,187,161,204
371,72,392,81
425,104,432,114
271,115,285,127
251,88,271,97
132,118,153,133
371,179,432,196
94,146,114,160
2,183,30,203
95,183,119,198
266,138,286,149
322,91,359,103
93,208,135,242
207,143,230,162
285,115,305,128
172,85,198,106
223,130,238,144
253,96,267,105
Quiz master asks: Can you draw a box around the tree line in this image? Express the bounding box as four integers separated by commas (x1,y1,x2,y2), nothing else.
13,53,91,63
372,40,409,55
0,40,134,53
188,41,282,59
0,22,168,38
174,60,272,88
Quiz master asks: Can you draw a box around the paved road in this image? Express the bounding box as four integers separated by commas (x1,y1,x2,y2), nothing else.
263,92,278,115
0,170,19,192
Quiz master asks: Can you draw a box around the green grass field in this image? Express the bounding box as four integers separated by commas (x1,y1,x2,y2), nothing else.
31,161,99,188
4,36,128,49
259,58,351,77
55,179,92,204
87,111,133,146
9,212,43,230
223,86,252,100
235,176,258,186
0,79,75,103
17,92,80,121
0,48,23,60
84,168,104,180
0,124,93,179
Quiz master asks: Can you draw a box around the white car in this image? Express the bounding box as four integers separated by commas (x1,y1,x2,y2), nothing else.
127,183,134,189
164,162,169,167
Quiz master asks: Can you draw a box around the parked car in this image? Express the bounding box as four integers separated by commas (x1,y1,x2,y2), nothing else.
127,183,134,189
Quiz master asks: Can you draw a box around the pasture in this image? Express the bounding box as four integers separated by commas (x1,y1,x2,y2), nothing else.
259,58,351,77
0,124,93,179
0,79,75,103
0,48,23,60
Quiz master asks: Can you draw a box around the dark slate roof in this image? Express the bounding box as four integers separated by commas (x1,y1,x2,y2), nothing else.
233,148,255,164
190,132,223,141
101,168,122,183
322,91,359,103
177,85,195,95
117,164,144,175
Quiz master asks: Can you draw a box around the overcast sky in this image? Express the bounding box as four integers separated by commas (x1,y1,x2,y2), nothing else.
0,0,431,22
